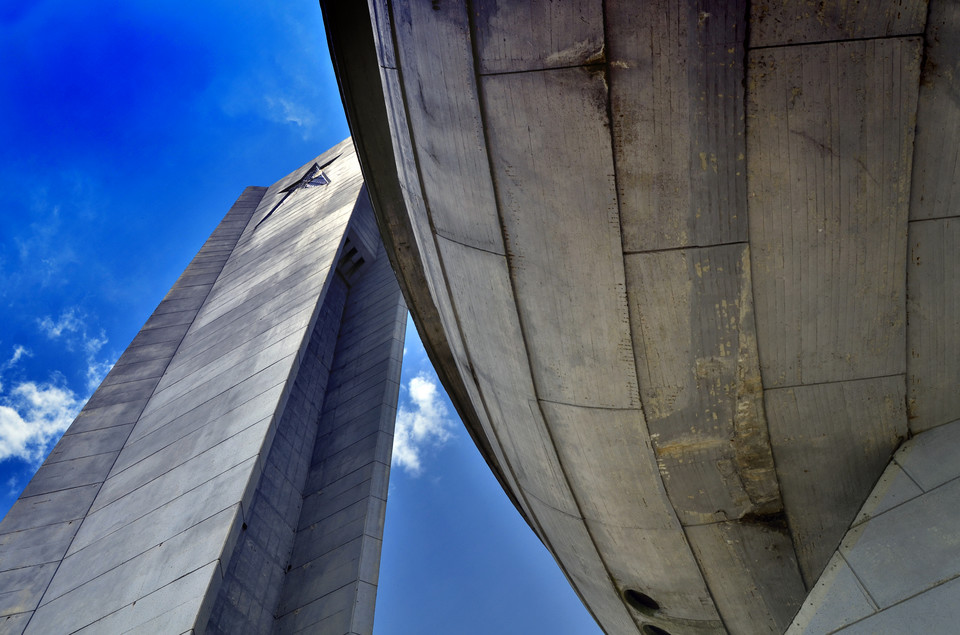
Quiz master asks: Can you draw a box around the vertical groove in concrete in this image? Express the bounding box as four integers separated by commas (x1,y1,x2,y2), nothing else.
204,275,350,633
273,237,406,635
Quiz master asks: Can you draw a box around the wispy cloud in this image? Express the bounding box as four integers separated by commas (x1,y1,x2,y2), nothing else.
0,381,81,464
7,346,29,367
38,310,82,338
38,308,113,390
392,373,453,476
264,95,315,130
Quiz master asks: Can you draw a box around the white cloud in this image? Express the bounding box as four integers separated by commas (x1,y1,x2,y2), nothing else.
0,310,112,466
85,359,114,393
38,309,82,339
0,381,81,464
0,345,33,393
392,373,453,476
8,346,29,367
37,308,113,391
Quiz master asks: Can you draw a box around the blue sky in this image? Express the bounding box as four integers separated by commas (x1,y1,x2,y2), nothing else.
0,2,600,632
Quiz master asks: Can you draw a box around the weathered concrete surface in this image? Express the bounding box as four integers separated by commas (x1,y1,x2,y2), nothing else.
323,0,954,632
0,139,406,634
610,0,748,252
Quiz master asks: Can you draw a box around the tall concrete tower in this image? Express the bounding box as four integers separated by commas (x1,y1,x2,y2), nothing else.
0,138,406,633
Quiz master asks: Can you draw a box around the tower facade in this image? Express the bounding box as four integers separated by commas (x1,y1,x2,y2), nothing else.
0,138,406,633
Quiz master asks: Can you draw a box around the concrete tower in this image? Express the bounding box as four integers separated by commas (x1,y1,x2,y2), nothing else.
0,138,406,633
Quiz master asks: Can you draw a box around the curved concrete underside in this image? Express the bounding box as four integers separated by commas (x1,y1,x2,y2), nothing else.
320,1,960,633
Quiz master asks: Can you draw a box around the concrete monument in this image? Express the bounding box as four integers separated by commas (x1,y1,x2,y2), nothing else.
0,138,406,634
321,1,960,633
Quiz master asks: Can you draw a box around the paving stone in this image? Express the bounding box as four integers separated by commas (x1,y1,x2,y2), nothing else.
838,575,960,634
841,477,960,609
894,419,960,491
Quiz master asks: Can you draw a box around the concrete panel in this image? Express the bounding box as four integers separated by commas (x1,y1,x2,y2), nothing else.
766,376,908,584
84,377,159,409
0,563,57,617
686,520,805,633
0,522,76,571
167,285,322,370
433,237,567,515
278,537,364,617
852,462,923,526
838,576,960,634
98,357,169,385
148,330,304,408
910,1,960,221
749,0,927,47
368,0,395,69
71,561,219,635
747,38,920,387
610,0,747,251
111,339,181,367
786,552,876,635
206,303,341,632
45,423,133,464
523,495,639,635
626,244,780,524
352,580,379,635
540,402,720,624
65,399,147,435
128,356,292,443
390,0,503,253
91,418,272,513
292,501,370,570
24,507,240,634
0,484,99,534
893,418,960,491
380,65,473,393
483,66,638,408
114,384,284,474
20,452,116,498
141,308,198,331
274,582,355,634
74,446,261,556
104,413,275,507
907,219,960,432
0,612,30,633
269,236,405,633
841,477,960,609
53,460,258,602
473,0,603,74
300,466,377,525
125,323,190,347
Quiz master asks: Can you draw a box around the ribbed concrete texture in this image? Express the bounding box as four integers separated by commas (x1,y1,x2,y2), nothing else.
0,138,406,634
322,1,958,633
